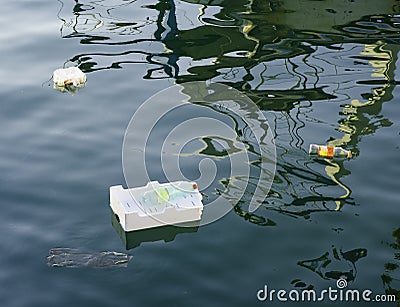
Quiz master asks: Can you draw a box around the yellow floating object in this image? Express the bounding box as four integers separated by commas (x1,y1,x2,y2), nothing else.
309,144,351,159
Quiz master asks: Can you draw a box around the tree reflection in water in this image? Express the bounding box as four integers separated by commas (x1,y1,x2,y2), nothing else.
298,247,367,281
56,0,398,221
56,0,399,293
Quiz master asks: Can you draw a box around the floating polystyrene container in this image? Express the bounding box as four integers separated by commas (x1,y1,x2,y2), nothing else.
110,181,203,232
53,67,87,92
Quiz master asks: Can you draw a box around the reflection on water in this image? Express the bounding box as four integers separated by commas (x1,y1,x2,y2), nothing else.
56,0,400,76
298,247,367,282
57,0,150,40
382,228,400,301
56,0,398,222
111,212,199,250
56,0,399,293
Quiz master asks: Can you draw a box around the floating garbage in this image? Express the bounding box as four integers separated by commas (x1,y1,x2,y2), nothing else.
53,67,87,93
110,181,203,232
47,248,132,268
309,144,351,159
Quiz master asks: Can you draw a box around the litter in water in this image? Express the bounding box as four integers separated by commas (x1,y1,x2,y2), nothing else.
53,67,87,93
309,144,351,159
47,248,132,268
110,181,203,232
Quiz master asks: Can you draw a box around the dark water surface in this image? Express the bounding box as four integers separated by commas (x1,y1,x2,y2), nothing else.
1,0,400,306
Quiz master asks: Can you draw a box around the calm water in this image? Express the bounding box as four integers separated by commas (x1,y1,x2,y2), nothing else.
1,0,400,306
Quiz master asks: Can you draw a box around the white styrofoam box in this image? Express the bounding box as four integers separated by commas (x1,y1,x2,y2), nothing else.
110,181,203,232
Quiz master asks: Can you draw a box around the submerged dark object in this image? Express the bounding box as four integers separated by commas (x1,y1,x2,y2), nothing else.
47,248,132,268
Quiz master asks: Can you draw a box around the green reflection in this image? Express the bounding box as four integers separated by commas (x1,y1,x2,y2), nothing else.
382,228,400,302
57,0,399,223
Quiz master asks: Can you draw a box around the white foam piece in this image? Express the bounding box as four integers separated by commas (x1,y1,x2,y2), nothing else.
110,181,203,232
53,67,87,87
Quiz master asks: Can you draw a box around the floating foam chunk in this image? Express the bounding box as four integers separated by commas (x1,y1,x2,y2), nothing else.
110,181,203,232
53,66,87,88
